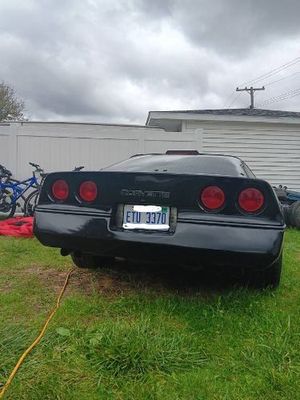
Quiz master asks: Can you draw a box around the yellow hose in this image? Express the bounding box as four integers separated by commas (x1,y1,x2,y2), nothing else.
0,267,75,399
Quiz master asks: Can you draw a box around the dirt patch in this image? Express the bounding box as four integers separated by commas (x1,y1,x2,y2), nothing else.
0,280,13,293
24,265,72,292
7,261,238,298
15,263,173,297
70,262,237,298
19,265,134,297
94,273,131,295
69,268,133,296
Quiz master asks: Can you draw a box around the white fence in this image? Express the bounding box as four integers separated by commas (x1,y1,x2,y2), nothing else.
0,122,202,178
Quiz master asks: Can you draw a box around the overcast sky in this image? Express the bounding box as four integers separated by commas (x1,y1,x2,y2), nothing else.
0,0,300,123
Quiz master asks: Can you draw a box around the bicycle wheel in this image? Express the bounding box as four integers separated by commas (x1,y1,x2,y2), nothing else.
0,189,16,219
24,189,40,216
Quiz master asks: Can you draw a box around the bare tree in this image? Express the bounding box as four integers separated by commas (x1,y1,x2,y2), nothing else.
0,82,26,121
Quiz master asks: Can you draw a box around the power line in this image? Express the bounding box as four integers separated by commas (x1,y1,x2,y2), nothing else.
260,87,300,104
223,91,237,107
258,87,300,107
225,56,300,109
256,71,300,107
264,71,300,87
262,92,300,107
263,91,300,107
238,56,300,87
227,92,242,108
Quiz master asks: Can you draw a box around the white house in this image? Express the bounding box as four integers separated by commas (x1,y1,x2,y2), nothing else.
147,108,300,190
1,108,300,190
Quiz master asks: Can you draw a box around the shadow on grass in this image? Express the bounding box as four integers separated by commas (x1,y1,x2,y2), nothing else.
89,259,253,296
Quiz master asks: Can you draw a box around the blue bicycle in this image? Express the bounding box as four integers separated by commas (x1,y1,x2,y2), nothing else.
0,162,44,219
22,165,85,217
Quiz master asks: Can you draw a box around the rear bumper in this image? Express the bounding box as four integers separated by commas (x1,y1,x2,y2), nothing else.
34,207,284,269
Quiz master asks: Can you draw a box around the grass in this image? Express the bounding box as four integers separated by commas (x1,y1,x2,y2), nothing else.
0,230,300,399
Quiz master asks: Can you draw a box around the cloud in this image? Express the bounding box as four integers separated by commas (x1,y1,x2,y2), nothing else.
0,0,299,123
136,0,300,56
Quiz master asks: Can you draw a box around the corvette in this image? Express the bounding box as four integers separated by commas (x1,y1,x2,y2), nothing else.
34,151,285,288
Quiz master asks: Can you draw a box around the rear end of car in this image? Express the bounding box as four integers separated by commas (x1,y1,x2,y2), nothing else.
34,167,284,285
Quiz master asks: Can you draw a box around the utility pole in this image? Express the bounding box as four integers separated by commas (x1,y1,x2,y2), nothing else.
236,86,265,109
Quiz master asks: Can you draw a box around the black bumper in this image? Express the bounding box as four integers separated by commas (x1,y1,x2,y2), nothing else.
34,207,284,269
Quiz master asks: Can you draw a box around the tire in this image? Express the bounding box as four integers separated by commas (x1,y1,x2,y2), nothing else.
244,255,282,289
71,252,114,269
289,201,300,228
0,189,16,219
24,189,39,216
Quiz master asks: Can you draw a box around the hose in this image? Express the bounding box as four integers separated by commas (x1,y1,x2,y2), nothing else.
0,268,75,399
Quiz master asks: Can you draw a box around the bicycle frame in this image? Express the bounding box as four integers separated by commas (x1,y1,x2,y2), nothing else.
0,175,39,204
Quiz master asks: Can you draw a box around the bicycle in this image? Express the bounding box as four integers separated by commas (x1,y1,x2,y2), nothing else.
0,162,44,219
0,165,16,218
23,165,85,216
0,164,13,184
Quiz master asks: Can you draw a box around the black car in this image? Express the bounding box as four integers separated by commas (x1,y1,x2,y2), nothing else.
34,151,285,288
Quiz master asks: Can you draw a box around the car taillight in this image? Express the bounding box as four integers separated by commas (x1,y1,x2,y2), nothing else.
52,180,69,201
238,188,264,213
200,186,225,210
79,181,97,202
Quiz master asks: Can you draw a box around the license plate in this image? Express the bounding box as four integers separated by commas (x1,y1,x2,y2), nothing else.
123,205,170,231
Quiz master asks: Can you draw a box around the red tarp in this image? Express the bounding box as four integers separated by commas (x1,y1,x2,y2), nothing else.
0,217,34,238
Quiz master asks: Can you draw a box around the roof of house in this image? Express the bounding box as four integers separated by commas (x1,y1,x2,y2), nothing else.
149,108,300,118
146,108,300,130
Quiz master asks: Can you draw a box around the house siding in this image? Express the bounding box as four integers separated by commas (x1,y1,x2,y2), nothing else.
184,120,300,190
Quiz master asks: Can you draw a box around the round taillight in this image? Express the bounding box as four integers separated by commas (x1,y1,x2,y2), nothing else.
79,181,97,202
52,180,69,201
200,186,225,210
238,188,264,213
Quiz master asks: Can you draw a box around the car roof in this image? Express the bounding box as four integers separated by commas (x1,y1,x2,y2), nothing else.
104,153,252,178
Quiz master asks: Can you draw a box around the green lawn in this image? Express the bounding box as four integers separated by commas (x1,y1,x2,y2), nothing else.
0,231,300,399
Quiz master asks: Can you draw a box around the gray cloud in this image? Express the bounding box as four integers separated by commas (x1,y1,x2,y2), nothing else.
0,0,299,123
135,0,300,55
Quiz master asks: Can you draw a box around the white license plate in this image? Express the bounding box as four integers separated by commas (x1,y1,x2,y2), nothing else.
123,205,170,231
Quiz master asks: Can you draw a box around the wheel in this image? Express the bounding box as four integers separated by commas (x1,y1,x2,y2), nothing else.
0,189,16,219
289,201,300,228
24,189,39,216
244,255,282,289
71,252,114,269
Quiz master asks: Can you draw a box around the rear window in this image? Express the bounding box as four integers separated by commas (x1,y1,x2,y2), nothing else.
104,155,244,177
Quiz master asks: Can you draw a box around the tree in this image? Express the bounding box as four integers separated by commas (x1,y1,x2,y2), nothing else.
0,82,25,121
